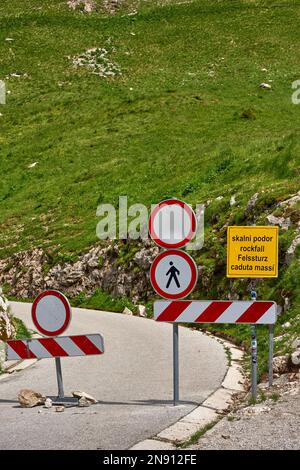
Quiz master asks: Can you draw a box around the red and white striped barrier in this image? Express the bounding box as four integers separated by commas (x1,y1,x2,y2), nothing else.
6,334,104,360
154,300,277,324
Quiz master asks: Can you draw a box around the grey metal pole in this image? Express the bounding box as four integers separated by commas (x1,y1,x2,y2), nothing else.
251,325,257,401
55,357,64,399
268,324,274,387
173,323,179,406
250,289,258,401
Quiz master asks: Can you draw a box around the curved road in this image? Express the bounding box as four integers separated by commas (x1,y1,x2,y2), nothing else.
0,302,227,450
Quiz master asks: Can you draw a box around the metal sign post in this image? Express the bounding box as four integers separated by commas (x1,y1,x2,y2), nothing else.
250,290,258,401
268,324,274,387
149,198,198,406
173,324,179,406
55,357,64,399
251,325,258,401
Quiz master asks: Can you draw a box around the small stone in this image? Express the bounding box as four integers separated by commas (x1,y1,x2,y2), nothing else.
243,405,271,415
286,233,300,264
230,195,236,206
78,396,91,407
137,305,146,317
222,434,230,439
266,214,291,230
245,192,259,215
123,307,133,316
55,406,65,412
290,350,300,366
284,297,291,312
72,390,97,404
18,389,46,408
44,398,52,409
291,338,300,350
274,334,286,343
260,83,271,89
273,355,289,374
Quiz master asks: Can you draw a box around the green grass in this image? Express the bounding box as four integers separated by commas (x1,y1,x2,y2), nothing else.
12,316,32,340
71,288,137,313
1,0,300,376
0,0,300,257
178,418,221,448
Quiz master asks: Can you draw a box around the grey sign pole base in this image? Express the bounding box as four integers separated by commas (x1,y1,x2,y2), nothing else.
50,357,79,406
173,323,179,406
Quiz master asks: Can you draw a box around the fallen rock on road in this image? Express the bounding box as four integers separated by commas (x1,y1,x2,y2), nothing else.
72,390,98,404
18,389,46,408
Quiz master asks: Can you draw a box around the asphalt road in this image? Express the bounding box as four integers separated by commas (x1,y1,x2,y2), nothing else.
0,302,227,450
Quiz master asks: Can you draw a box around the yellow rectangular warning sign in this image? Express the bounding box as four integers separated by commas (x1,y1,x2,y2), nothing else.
227,226,278,278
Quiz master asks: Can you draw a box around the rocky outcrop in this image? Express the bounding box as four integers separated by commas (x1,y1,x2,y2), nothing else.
0,249,47,298
67,0,124,14
0,242,159,301
286,231,300,264
0,290,15,369
0,290,14,342
245,192,259,217
67,0,96,12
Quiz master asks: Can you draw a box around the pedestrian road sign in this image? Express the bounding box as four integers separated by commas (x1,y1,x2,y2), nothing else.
150,250,198,299
227,226,278,278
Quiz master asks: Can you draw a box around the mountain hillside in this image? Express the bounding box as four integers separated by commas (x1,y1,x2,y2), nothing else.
0,0,300,376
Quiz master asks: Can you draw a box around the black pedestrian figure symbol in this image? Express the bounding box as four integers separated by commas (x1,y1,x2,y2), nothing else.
166,261,180,288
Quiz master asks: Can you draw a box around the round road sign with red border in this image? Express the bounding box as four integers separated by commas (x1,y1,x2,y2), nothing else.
32,290,72,337
149,198,197,249
150,250,198,300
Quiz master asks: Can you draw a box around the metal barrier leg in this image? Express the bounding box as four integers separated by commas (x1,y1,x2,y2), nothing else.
173,324,179,406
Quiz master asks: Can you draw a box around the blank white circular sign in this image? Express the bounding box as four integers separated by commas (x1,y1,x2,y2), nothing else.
32,290,71,337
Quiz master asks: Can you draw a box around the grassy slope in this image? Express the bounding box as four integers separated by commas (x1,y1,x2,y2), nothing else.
0,0,300,256
0,0,300,376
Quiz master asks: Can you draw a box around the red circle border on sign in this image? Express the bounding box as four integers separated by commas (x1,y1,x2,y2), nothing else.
148,199,197,249
31,290,71,337
150,250,198,300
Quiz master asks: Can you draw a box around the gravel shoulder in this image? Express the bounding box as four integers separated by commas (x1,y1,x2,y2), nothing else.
189,374,299,450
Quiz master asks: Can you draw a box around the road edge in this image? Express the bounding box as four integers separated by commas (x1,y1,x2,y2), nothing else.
0,358,39,381
129,336,247,450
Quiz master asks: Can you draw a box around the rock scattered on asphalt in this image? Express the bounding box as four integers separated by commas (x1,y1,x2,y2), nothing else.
18,389,46,408
55,406,65,413
44,398,53,409
72,390,98,404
